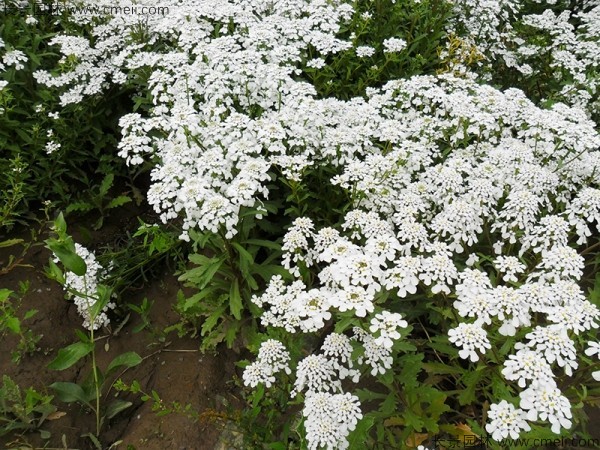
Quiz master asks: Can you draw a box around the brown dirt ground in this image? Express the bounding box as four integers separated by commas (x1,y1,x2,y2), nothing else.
0,212,242,450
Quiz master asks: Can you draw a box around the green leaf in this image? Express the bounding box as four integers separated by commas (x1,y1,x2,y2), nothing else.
241,239,281,251
347,415,375,449
0,289,13,301
106,195,132,209
99,174,114,197
23,309,38,320
5,317,21,334
65,201,93,214
89,285,112,321
48,342,93,370
0,238,23,248
231,242,254,276
229,279,243,320
50,382,92,407
106,352,142,375
105,399,133,419
47,241,87,276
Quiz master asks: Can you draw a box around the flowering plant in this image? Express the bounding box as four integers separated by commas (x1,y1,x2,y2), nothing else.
30,0,600,448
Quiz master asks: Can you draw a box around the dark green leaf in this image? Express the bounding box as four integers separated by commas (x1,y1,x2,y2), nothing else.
107,352,142,375
48,342,93,370
105,399,133,419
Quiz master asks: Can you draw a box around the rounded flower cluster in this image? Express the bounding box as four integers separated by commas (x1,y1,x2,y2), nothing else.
56,244,114,331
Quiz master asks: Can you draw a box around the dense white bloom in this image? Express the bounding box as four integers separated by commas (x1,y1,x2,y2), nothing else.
2,50,27,70
356,46,375,58
502,349,556,389
494,256,525,283
303,392,362,450
382,37,407,53
485,400,531,441
242,360,276,388
55,244,114,331
293,354,341,395
448,322,491,362
515,325,577,376
520,385,572,434
369,311,407,349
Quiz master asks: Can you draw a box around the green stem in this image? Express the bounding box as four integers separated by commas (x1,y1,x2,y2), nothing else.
90,325,101,436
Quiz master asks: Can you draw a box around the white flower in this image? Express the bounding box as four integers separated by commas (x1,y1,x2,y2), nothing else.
520,385,572,434
2,50,27,71
369,311,407,349
257,339,291,375
485,400,531,441
293,354,341,396
55,244,113,331
383,37,407,53
448,322,491,362
303,392,362,450
515,325,577,376
356,46,375,58
502,349,556,388
494,256,526,283
242,360,276,388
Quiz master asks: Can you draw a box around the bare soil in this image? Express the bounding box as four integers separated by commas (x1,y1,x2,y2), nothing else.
0,212,242,450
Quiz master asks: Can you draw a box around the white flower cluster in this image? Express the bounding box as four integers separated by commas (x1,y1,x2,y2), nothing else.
242,339,291,388
303,392,362,450
56,244,114,330
449,0,600,115
36,0,600,445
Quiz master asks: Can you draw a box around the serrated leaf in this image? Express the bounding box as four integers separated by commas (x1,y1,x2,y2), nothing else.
99,174,114,197
229,279,243,320
201,303,228,336
347,415,375,449
106,195,131,209
48,342,93,370
65,201,94,214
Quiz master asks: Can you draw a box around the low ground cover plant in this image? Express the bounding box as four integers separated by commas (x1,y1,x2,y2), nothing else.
1,0,600,449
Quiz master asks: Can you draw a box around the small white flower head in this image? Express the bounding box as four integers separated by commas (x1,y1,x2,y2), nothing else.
303,392,362,450
242,360,276,388
2,50,27,71
486,400,531,441
321,333,353,369
25,15,38,25
306,58,326,69
520,385,572,434
55,244,113,330
257,339,291,375
332,286,374,318
356,45,375,58
502,349,556,388
546,300,599,334
383,37,407,53
448,322,491,362
494,256,526,283
585,342,600,381
354,328,393,375
369,311,408,349
536,246,584,282
516,325,578,376
293,354,340,396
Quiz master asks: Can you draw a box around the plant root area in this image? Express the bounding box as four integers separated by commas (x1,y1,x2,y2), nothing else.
0,216,242,450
